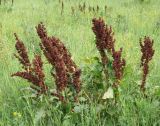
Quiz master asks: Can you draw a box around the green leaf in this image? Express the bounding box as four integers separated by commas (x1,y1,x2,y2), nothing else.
102,87,114,99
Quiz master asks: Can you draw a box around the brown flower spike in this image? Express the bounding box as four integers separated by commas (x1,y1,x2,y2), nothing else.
12,34,48,94
92,18,126,89
92,18,115,66
36,23,81,93
12,23,81,101
112,48,126,87
14,33,31,71
92,18,114,84
140,36,154,92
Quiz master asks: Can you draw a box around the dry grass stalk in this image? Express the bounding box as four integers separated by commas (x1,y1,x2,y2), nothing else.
61,1,64,15
71,6,75,15
105,5,107,14
97,5,99,13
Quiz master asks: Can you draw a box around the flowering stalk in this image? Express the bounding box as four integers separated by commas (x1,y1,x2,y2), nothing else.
112,48,126,87
36,23,81,96
14,33,31,71
92,18,115,65
92,18,126,93
140,37,154,92
12,34,48,94
92,18,116,84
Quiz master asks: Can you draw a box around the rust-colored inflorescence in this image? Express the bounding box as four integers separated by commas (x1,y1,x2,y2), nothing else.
72,69,81,93
32,55,48,93
92,18,115,53
12,23,81,102
140,36,154,92
92,18,126,89
14,33,31,71
92,18,115,66
112,48,126,87
36,23,81,93
12,35,48,94
40,36,68,91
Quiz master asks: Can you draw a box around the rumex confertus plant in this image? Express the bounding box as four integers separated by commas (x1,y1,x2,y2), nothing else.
140,36,154,92
36,23,81,94
92,18,126,100
92,18,125,84
112,48,125,88
12,33,48,95
92,18,115,65
92,18,115,83
12,23,81,102
11,18,155,105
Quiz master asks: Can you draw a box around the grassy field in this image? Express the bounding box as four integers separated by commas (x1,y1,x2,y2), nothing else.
0,0,160,125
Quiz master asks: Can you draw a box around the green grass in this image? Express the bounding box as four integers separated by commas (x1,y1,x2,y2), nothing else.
0,0,160,125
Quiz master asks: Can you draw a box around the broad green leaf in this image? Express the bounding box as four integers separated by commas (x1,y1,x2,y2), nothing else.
102,87,114,99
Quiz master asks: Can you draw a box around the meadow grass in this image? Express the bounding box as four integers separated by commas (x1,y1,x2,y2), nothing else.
0,0,160,125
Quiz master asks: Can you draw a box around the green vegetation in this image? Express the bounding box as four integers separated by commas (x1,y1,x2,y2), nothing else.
0,0,160,125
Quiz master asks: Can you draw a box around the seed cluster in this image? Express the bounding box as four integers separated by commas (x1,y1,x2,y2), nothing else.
92,18,115,66
12,23,81,101
112,48,126,87
14,33,31,71
12,18,155,102
92,18,125,87
12,34,48,94
36,23,81,93
140,37,154,92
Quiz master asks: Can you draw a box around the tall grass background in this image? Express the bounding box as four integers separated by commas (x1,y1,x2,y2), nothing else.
0,0,160,125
